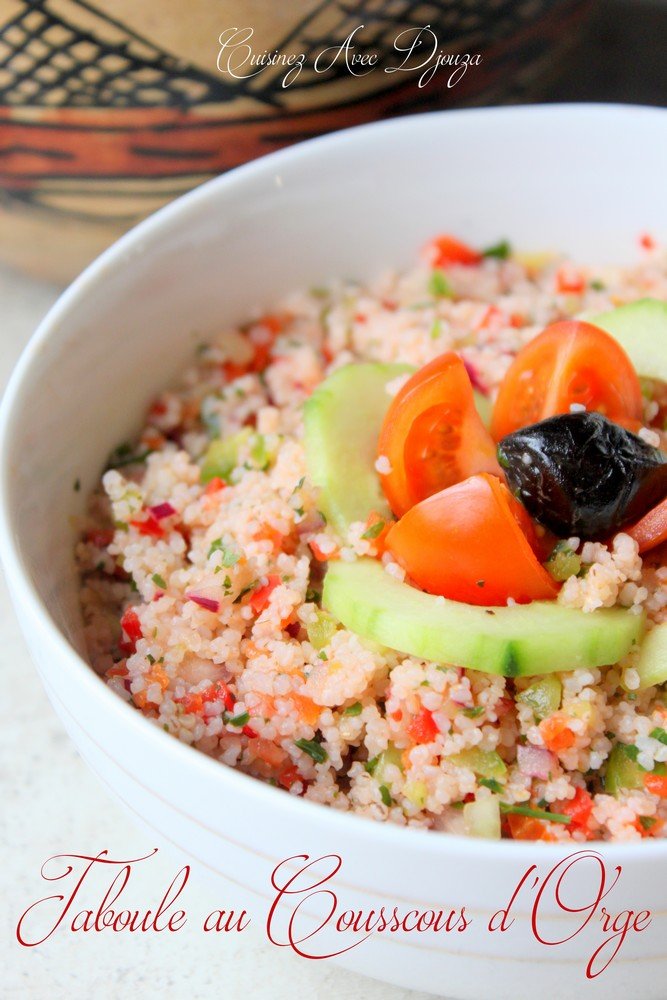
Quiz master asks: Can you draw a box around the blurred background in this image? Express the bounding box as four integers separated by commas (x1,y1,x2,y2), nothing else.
0,0,664,284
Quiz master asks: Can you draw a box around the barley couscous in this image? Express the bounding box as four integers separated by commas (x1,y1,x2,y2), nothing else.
78,233,667,842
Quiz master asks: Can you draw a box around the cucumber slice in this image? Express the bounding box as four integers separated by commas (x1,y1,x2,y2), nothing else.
592,298,667,382
304,363,412,535
304,362,492,536
636,621,667,689
322,558,645,677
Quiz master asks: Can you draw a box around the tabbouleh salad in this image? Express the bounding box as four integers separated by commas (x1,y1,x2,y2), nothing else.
78,233,667,842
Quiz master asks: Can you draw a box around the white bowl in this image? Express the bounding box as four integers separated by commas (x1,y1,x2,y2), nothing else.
1,105,666,999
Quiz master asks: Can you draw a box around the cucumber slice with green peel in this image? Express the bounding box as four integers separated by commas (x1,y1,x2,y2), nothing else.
304,362,412,535
322,558,645,677
304,362,493,537
635,621,667,689
592,298,667,382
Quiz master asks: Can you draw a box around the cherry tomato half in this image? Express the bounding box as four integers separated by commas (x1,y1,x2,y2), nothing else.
377,353,502,518
490,320,643,441
385,473,559,606
423,234,482,269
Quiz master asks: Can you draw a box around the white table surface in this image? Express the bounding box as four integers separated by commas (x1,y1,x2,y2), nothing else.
0,265,435,1000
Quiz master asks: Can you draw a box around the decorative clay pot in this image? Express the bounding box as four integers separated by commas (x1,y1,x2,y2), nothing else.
0,0,593,282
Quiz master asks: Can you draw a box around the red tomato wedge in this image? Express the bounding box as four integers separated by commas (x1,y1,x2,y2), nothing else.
377,352,502,517
624,496,667,553
385,473,559,606
490,320,643,441
423,234,482,268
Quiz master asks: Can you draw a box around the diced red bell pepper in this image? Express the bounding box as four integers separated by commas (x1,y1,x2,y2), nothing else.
553,787,594,833
645,773,667,798
425,234,482,268
406,706,439,744
204,476,227,495
250,574,281,615
129,512,164,538
177,680,235,716
119,607,142,655
556,266,585,294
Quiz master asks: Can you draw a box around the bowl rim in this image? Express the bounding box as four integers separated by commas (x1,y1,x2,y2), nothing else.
2,102,667,863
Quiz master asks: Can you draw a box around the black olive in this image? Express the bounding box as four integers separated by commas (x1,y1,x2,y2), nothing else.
497,411,667,538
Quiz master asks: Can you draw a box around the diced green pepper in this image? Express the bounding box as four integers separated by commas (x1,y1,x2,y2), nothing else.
403,779,428,809
545,541,582,582
374,743,404,786
518,674,562,721
200,429,274,483
200,428,253,484
306,610,338,651
449,747,507,780
604,743,666,796
250,433,270,471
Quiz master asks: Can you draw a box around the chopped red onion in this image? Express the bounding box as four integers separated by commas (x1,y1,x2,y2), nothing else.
450,691,471,707
150,502,176,520
462,358,490,397
517,744,556,780
187,593,220,613
296,510,325,535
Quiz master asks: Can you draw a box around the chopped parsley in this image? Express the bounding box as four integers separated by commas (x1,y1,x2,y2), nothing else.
379,785,392,807
479,777,504,793
589,278,606,291
639,816,657,831
650,727,667,745
463,706,484,718
208,537,240,566
228,712,250,727
295,737,328,764
151,573,167,590
344,702,363,716
106,443,153,470
429,318,443,340
364,755,379,775
482,239,512,260
428,269,454,299
499,802,571,825
233,581,257,604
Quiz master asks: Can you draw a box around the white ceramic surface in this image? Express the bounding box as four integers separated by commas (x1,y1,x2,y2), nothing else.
1,105,666,1000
